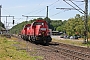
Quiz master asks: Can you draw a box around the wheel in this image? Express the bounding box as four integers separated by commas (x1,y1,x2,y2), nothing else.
32,36,36,42
43,40,49,46
45,41,49,46
28,36,31,42
21,35,22,38
30,36,33,43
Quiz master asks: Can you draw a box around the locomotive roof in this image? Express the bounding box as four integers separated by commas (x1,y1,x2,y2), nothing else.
25,24,31,26
24,24,31,27
35,20,46,22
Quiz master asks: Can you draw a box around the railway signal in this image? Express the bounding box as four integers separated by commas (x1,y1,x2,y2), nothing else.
13,20,14,25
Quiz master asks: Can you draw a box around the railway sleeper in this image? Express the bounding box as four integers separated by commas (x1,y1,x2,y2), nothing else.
58,53,71,60
70,54,83,60
58,47,90,59
67,51,88,60
60,50,86,60
60,51,74,59
46,44,90,60
54,51,71,60
62,48,90,59
61,50,90,60
69,54,85,60
74,51,90,59
50,47,88,60
85,54,90,58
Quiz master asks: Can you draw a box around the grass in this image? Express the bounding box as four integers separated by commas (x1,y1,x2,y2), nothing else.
52,38,90,48
0,35,43,60
82,41,90,48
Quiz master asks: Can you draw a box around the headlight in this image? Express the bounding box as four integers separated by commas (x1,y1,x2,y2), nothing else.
40,28,46,31
39,33,41,35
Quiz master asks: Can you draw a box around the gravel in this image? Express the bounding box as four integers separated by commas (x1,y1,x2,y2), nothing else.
13,37,90,60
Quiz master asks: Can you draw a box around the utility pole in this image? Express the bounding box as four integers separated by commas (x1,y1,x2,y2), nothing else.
46,6,48,18
0,5,2,22
46,6,49,24
84,0,88,43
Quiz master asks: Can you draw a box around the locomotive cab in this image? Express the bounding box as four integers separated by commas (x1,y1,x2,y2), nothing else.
29,20,52,45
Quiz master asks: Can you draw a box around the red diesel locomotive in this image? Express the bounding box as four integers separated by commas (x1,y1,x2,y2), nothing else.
21,20,52,45
21,24,31,40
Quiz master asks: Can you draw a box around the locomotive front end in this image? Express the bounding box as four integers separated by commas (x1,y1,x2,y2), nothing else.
34,20,52,45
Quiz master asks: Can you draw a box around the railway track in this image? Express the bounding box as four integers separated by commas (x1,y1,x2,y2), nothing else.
13,35,90,60
59,43,90,54
36,42,90,60
50,45,90,60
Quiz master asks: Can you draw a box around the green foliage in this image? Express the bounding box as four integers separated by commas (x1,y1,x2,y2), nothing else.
10,21,32,34
10,14,90,38
44,17,53,29
56,25,64,32
0,21,5,30
0,36,43,60
64,16,84,36
51,20,63,30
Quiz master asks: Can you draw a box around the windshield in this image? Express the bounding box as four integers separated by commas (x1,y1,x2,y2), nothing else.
34,22,44,26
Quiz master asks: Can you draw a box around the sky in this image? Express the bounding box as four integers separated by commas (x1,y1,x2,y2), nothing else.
0,0,90,29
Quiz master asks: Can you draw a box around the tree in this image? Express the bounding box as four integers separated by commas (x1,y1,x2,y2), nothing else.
75,14,80,18
44,17,52,29
51,20,63,31
0,21,5,30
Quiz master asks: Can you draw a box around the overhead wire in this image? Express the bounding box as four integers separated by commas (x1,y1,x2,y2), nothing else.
50,9,70,17
49,0,69,17
48,0,60,7
34,0,60,14
50,1,85,17
24,0,45,15
39,0,60,17
50,0,69,17
51,0,90,17
25,0,90,16
63,0,84,14
33,8,45,15
2,8,11,15
65,0,84,2
67,0,90,2
69,0,85,13
49,0,61,10
30,0,60,16
35,0,60,13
